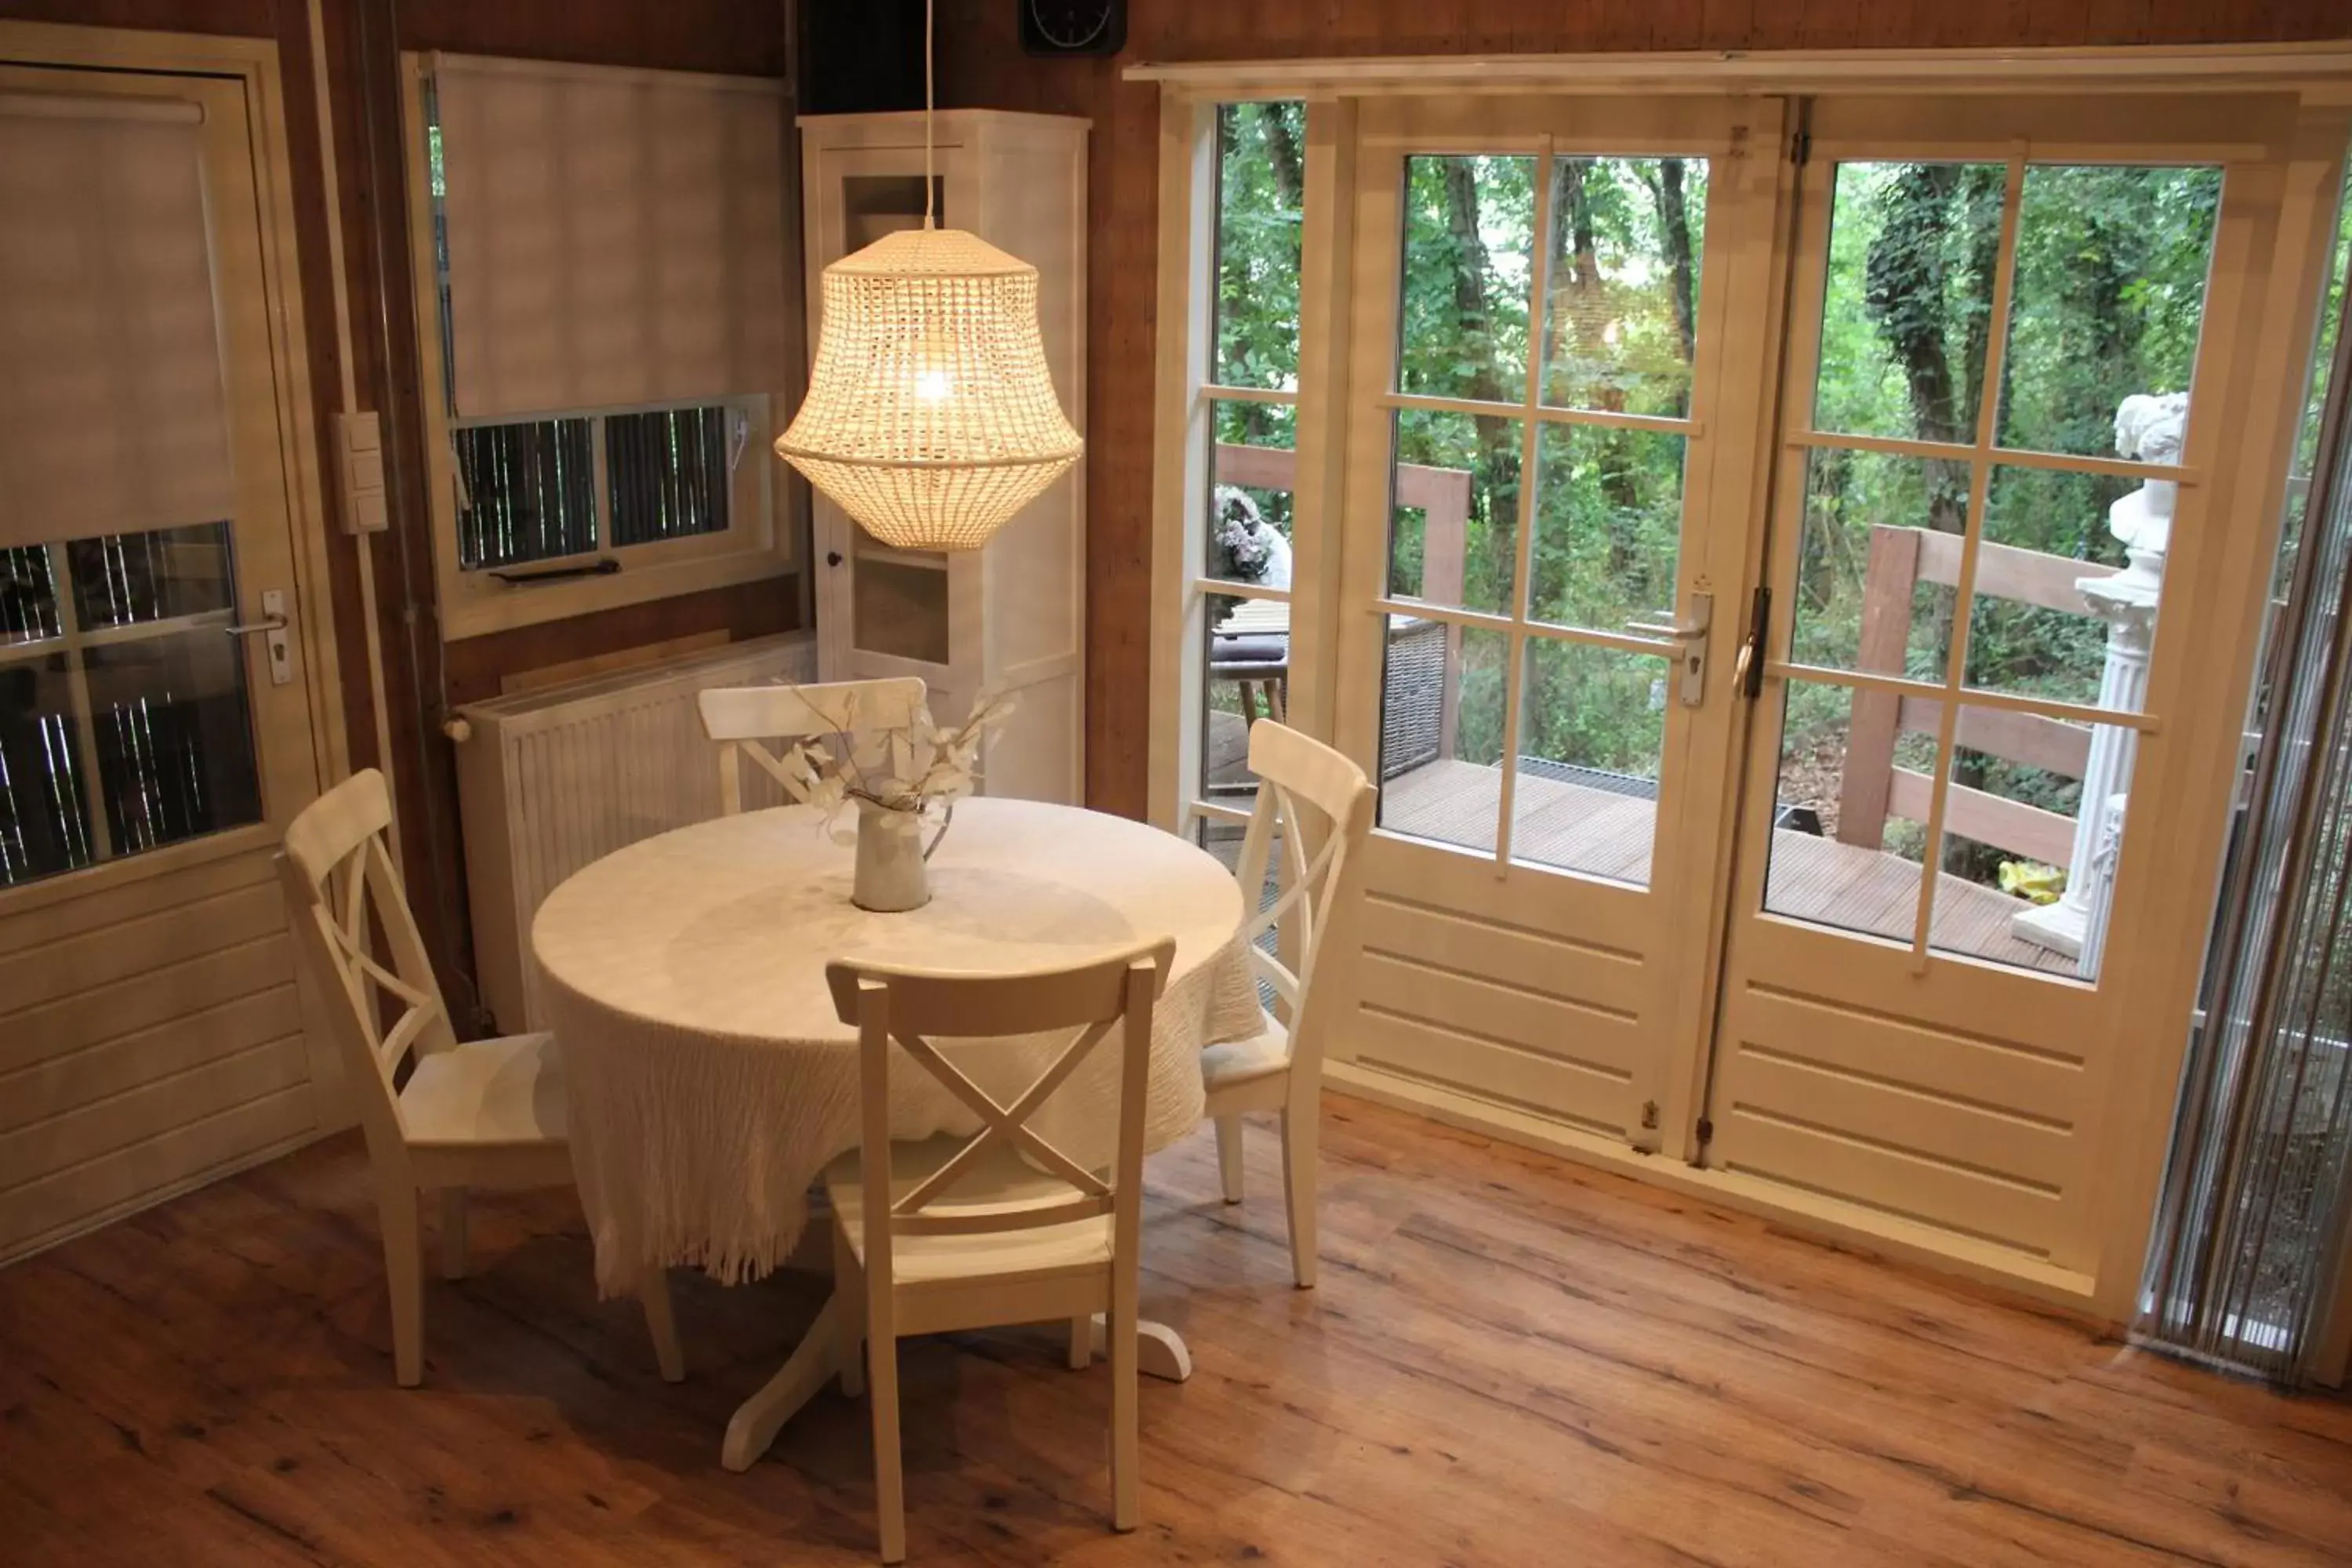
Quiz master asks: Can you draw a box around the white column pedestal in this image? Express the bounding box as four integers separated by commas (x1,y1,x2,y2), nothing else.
2011,551,2161,964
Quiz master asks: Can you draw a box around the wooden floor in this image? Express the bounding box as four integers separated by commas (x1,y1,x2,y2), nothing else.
1385,759,2078,975
5,1096,2350,1566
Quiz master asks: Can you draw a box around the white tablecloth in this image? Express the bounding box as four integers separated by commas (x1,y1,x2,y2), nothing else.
532,798,1260,1295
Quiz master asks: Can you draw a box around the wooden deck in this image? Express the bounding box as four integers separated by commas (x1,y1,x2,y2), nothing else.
1382,759,2077,975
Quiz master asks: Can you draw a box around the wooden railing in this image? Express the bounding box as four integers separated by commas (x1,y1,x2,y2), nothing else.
1838,524,2118,866
1214,443,1473,760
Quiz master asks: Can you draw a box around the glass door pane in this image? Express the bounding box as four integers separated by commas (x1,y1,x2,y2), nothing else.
1372,147,1712,891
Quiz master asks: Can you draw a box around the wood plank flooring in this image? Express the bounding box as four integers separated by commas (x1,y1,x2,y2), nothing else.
1384,759,2077,975
4,1094,2350,1566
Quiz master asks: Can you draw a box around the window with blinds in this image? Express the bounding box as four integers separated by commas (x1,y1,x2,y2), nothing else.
419,56,792,582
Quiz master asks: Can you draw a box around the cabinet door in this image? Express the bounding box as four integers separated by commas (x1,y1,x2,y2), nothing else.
804,146,966,686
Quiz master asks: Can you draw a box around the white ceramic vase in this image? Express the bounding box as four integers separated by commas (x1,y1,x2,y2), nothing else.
852,800,932,913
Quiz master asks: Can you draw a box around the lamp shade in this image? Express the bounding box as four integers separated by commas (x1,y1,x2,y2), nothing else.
777,227,1081,551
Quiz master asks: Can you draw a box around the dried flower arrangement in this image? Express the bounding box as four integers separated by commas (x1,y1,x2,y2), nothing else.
766,684,1019,851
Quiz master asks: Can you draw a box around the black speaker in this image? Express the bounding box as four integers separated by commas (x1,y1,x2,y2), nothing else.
1018,0,1126,56
800,0,928,115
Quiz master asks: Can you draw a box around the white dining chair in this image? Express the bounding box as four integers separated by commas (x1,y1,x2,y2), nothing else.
698,677,927,815
822,937,1175,1563
1205,720,1375,1290
278,769,684,1389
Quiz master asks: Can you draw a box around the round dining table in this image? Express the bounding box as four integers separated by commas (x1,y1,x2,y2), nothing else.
532,797,1262,1470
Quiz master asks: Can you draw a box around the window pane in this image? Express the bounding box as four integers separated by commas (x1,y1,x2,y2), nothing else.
1788,446,1967,680
1762,677,1935,946
1200,600,1284,801
1812,161,2006,445
1929,710,2128,980
1965,463,2152,712
1213,103,1304,392
1995,164,2220,462
83,629,260,860
1205,397,1294,589
1375,615,1507,855
1388,408,1519,617
1399,154,1536,403
0,652,93,884
1527,423,1685,634
1541,156,1708,418
66,523,234,630
455,417,596,570
1512,637,1664,886
2,546,61,645
608,405,735,547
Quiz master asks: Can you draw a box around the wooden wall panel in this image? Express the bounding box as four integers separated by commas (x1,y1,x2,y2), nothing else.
934,0,2352,820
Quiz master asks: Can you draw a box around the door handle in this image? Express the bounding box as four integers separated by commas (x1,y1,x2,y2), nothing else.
1628,591,1711,708
224,590,294,687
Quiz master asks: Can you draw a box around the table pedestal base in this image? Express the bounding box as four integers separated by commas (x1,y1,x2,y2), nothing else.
719,1296,1192,1472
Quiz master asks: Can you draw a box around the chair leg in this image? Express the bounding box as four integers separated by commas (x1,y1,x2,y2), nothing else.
833,1227,866,1399
1215,1114,1245,1205
1067,1315,1092,1370
1109,1277,1140,1532
641,1267,686,1384
1281,1102,1320,1290
380,1183,425,1387
866,1305,906,1563
438,1188,468,1281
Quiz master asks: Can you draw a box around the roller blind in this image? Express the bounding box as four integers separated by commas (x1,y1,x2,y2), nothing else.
0,96,237,550
431,55,793,420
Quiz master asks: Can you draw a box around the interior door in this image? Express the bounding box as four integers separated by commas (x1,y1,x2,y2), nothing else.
1703,95,2303,1269
0,64,329,1261
1327,96,1783,1145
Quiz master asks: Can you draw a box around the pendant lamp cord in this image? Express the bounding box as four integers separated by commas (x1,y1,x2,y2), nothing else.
922,0,936,230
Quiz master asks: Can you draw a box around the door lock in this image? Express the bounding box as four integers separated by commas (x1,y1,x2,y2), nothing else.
1626,591,1711,708
224,588,295,687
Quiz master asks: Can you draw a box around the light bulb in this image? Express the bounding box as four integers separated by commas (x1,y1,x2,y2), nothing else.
913,367,953,402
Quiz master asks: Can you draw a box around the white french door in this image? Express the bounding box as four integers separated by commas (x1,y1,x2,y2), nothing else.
1323,96,1784,1147
1702,93,2331,1272
0,56,336,1261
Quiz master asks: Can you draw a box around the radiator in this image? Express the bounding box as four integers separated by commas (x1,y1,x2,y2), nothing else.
452,632,816,1033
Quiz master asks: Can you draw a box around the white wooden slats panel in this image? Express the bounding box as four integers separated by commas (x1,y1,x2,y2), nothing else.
0,844,274,956
0,1086,313,1261
0,935,293,1078
1711,1110,2071,1258
1356,956,1642,1081
0,842,314,1262
1733,987,2089,1126
1714,1050,2075,1194
0,985,301,1134
432,54,793,419
1356,898,1650,1022
0,93,236,547
0,879,285,1014
1352,1011,1638,1141
0,1034,308,1196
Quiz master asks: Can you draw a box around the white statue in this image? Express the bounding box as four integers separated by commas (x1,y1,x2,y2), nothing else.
2108,391,2187,560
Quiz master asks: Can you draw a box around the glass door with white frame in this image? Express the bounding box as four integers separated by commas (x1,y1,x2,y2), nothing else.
1323,96,1784,1147
1703,94,2319,1272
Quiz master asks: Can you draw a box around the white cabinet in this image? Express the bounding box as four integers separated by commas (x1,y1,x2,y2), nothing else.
798,110,1088,804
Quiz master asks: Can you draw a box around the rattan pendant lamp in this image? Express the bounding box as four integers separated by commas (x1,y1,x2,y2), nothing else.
775,0,1081,551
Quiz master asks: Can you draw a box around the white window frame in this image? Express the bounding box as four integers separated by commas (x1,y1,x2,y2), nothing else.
398,53,801,641
1148,94,1352,842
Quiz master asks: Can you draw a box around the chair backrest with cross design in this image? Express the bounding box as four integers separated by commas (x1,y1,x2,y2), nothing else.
823,938,1174,1285
277,768,455,1176
1235,720,1375,1080
697,677,928,816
